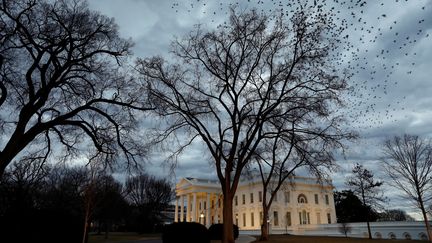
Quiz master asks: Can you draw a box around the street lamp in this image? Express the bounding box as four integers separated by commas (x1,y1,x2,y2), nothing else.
200,211,205,224
267,217,270,235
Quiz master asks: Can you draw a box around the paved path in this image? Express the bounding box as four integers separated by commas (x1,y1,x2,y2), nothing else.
236,235,256,243
118,235,256,243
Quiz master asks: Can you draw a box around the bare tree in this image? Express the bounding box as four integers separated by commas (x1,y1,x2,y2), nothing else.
254,123,348,240
0,0,151,177
338,222,352,237
139,5,352,243
382,135,432,241
346,163,384,239
125,173,172,233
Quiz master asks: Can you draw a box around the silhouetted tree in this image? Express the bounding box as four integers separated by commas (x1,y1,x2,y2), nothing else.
334,190,378,223
125,173,172,233
0,0,151,177
254,123,352,240
338,222,352,237
346,164,384,239
378,209,414,222
382,135,432,241
139,5,352,242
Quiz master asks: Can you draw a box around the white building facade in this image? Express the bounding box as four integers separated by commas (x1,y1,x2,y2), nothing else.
174,176,336,234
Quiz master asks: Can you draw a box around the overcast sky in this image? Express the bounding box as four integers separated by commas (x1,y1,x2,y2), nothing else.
87,0,432,218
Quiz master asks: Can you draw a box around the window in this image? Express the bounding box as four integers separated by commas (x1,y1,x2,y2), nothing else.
325,194,329,205
243,213,246,227
242,194,246,205
235,213,238,225
273,211,279,226
299,210,310,225
298,194,308,204
286,212,291,226
284,191,290,203
274,192,278,202
260,211,263,224
327,213,331,224
235,196,238,206
259,191,263,202
314,194,319,204
250,193,254,204
316,212,321,224
251,212,255,227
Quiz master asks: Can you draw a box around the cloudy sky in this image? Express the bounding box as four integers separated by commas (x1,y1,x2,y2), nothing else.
87,0,432,217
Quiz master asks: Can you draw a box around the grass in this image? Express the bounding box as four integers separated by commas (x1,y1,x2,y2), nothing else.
88,232,161,243
252,235,430,243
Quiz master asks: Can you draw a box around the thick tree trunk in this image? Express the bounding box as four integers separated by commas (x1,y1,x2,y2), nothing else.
222,193,234,243
0,126,41,177
260,208,269,241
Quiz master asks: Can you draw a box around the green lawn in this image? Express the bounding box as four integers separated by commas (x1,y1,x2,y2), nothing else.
88,232,161,243
252,235,429,243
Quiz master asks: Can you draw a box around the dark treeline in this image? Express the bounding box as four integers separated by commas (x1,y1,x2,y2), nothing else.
0,160,172,243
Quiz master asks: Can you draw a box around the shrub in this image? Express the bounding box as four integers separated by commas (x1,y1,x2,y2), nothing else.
208,223,239,240
162,222,209,243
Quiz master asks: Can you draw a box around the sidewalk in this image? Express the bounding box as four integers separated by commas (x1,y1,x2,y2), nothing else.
236,235,256,243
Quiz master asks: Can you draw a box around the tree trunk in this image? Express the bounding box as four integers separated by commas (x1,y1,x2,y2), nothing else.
366,220,372,239
260,208,269,241
222,193,234,243
420,201,432,242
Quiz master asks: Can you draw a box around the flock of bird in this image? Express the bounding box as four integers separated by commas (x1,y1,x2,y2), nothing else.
169,0,430,134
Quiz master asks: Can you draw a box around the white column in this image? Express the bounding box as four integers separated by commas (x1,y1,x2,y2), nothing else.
180,195,184,222
186,194,191,222
174,196,178,222
215,195,219,223
192,192,197,222
206,193,211,227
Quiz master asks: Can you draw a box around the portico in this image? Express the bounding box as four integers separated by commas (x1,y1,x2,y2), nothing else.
174,177,223,227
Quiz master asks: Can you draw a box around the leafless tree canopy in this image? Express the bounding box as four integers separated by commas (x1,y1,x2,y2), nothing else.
139,6,354,243
382,134,432,241
0,0,152,175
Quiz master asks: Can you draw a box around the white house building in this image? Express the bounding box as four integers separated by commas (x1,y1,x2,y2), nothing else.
173,176,431,240
173,176,336,234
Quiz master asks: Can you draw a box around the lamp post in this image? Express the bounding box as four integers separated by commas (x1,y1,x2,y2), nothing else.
267,217,270,235
200,211,205,224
